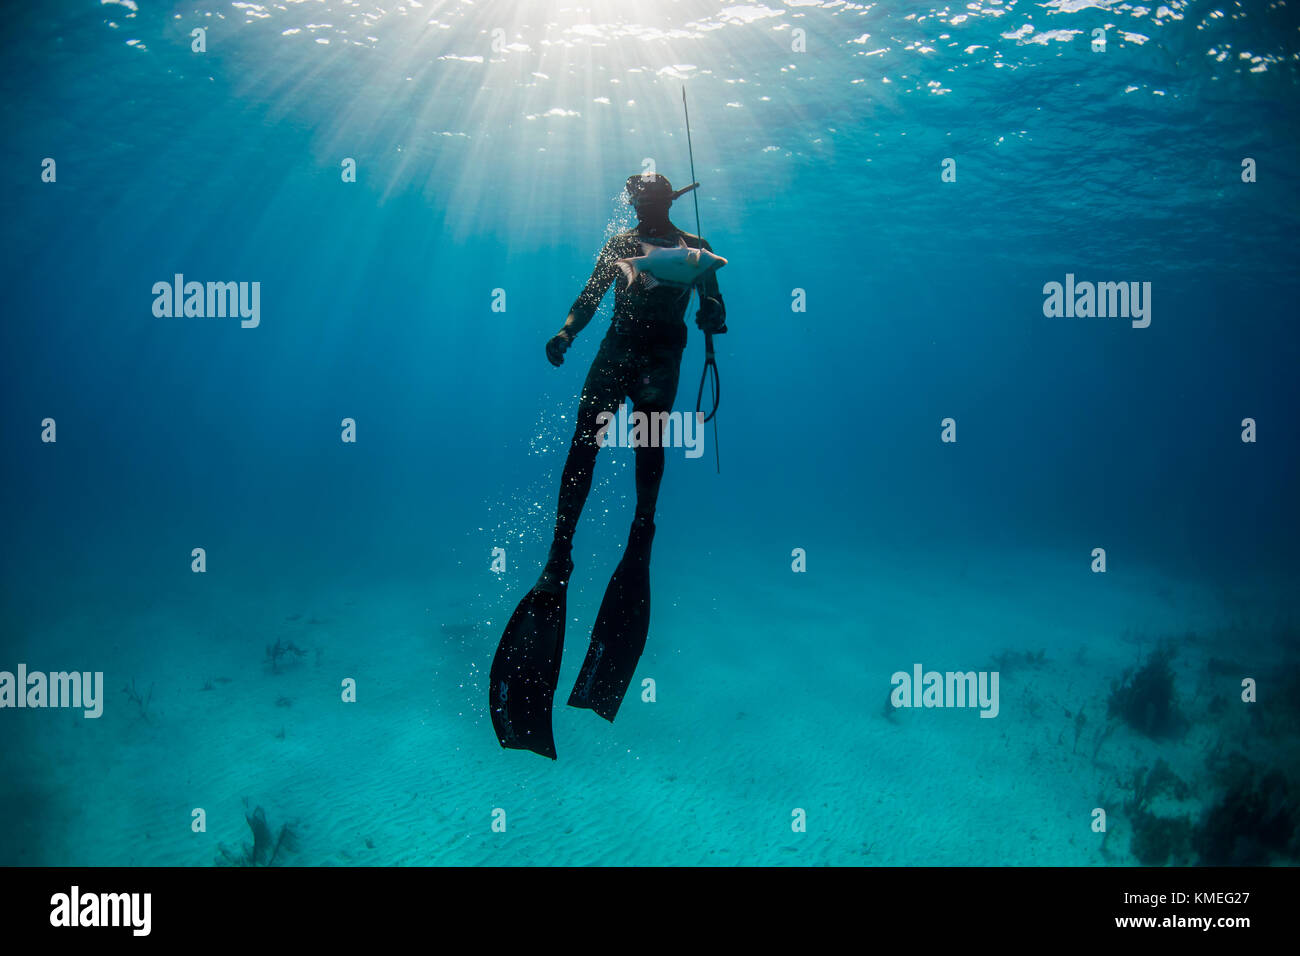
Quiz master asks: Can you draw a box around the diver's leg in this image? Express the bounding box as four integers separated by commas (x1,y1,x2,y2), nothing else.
566,345,683,720
633,446,665,523
537,337,628,591
626,345,685,524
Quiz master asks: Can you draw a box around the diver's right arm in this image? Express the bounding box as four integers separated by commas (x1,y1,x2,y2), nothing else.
547,238,619,367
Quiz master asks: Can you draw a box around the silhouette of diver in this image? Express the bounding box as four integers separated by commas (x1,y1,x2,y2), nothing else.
488,173,727,758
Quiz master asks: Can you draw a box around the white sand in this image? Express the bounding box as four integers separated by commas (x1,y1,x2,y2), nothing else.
4,535,1284,866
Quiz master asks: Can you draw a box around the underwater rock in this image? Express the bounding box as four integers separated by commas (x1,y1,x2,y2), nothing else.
1108,643,1187,739
215,805,299,867
265,638,307,675
1194,768,1299,865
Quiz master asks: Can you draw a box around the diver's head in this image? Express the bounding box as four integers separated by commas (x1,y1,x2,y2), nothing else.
625,173,698,224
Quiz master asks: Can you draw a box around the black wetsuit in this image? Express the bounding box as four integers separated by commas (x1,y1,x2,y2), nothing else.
552,220,726,546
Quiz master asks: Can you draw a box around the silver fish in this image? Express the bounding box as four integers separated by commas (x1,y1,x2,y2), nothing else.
613,236,728,291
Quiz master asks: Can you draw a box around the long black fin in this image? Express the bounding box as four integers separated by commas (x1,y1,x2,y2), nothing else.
568,519,654,721
489,587,567,759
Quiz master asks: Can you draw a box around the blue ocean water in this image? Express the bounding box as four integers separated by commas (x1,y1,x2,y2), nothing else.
2,0,1297,867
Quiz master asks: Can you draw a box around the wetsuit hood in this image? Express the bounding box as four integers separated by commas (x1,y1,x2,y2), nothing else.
625,173,699,207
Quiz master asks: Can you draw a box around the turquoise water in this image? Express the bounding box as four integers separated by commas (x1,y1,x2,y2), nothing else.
2,1,1298,866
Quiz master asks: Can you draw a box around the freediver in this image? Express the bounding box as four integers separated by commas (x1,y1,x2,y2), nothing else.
488,172,727,758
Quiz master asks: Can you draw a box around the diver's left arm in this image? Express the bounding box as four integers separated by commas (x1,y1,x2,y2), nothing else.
695,238,727,334
547,238,620,366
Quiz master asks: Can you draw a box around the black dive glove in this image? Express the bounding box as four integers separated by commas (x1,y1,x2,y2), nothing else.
546,329,572,366
695,296,726,334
